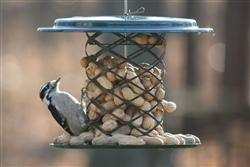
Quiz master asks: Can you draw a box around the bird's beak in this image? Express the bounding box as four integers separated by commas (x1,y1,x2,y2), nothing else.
55,77,61,84
53,77,61,88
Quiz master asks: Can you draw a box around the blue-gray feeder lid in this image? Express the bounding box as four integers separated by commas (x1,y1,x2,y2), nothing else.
37,15,213,33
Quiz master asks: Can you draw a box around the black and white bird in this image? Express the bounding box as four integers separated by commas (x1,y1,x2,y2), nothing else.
39,78,89,136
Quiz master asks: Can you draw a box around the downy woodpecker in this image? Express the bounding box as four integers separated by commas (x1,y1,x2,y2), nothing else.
39,78,89,136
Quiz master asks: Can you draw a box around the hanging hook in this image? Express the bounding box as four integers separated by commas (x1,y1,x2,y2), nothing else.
124,7,145,16
129,7,145,15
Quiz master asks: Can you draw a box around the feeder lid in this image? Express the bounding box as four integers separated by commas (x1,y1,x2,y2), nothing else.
38,15,213,33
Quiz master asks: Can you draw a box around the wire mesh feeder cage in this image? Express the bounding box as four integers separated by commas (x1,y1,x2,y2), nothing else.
38,4,213,149
82,31,167,130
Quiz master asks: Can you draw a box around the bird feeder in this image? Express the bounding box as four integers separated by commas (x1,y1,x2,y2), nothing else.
38,2,213,149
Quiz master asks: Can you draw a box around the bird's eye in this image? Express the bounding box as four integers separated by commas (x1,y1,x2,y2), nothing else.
45,84,51,90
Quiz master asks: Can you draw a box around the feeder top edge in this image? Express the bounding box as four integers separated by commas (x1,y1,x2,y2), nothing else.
37,15,214,33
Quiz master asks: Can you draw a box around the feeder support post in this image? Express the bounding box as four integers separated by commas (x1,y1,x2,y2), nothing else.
124,0,128,15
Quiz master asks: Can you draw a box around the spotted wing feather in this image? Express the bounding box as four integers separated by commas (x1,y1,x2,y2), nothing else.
48,104,73,135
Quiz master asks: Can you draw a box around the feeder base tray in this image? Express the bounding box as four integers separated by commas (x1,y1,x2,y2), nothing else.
50,143,200,149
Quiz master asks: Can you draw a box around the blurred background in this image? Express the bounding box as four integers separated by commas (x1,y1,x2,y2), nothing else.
1,0,249,167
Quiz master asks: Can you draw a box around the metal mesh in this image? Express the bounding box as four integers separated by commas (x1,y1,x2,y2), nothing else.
81,32,166,136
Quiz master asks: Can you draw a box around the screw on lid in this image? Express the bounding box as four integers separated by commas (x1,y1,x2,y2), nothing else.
38,15,213,33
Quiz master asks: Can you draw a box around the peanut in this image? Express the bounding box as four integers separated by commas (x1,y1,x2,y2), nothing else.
69,136,85,145
79,131,95,143
150,100,158,113
103,100,116,111
95,106,103,114
94,87,105,102
80,57,89,68
125,105,136,117
112,58,127,69
116,68,127,80
153,66,162,76
153,109,164,122
142,113,156,130
138,63,154,76
84,91,95,100
104,93,113,102
111,108,125,120
102,108,125,122
155,125,164,135
157,135,180,145
175,134,195,144
53,136,60,144
140,76,152,89
140,101,151,113
130,128,144,137
94,129,104,137
148,129,159,137
92,135,108,145
174,136,186,145
102,120,118,132
131,110,143,127
92,134,117,145
54,134,72,144
111,134,127,142
155,88,165,100
86,82,98,92
102,114,112,122
102,58,112,68
126,71,145,94
135,34,149,44
145,74,162,89
155,39,167,49
148,35,159,45
122,87,144,107
121,114,132,122
86,67,95,79
131,128,159,137
185,134,201,144
139,136,164,145
106,62,117,82
94,68,113,89
111,125,131,135
88,62,99,73
158,100,177,113
118,135,146,145
89,102,98,112
97,55,113,64
80,55,96,68
113,87,127,110
88,110,100,121
144,88,155,101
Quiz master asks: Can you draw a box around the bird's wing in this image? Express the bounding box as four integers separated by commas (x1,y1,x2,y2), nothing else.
76,103,89,130
48,104,74,135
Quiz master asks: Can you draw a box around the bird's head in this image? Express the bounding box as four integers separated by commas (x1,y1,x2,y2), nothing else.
39,78,61,105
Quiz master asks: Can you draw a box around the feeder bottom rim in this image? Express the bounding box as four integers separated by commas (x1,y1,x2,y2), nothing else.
49,143,201,149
